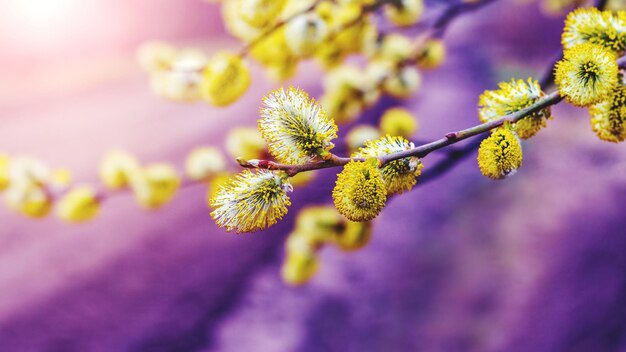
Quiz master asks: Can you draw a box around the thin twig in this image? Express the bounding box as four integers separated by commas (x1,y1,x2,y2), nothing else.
416,137,483,186
595,0,609,11
411,0,611,183
237,0,324,57
73,0,498,206
243,56,626,176
431,0,499,38
240,92,562,175
93,176,206,202
383,92,562,161
539,53,562,88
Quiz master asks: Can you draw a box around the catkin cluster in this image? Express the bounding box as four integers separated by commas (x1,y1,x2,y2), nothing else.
209,87,424,232
476,7,626,180
3,1,626,290
555,8,626,142
281,206,372,285
138,0,442,123
206,6,626,233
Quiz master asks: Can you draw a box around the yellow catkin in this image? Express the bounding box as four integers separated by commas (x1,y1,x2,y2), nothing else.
206,173,233,204
376,34,413,63
9,156,50,186
352,135,423,195
322,65,381,123
225,127,268,161
384,0,424,27
285,231,320,255
346,125,381,152
562,8,626,54
210,170,292,233
281,251,319,286
555,43,618,107
221,0,287,42
131,164,181,210
259,87,338,164
540,0,585,16
4,183,52,218
334,220,372,251
284,12,329,57
589,84,626,142
57,186,100,223
294,206,344,244
136,41,177,73
379,108,418,138
288,170,316,187
332,159,387,221
0,154,10,190
417,39,446,69
50,169,72,189
250,28,299,81
315,3,376,68
99,150,141,190
185,147,226,181
200,52,251,106
148,49,207,102
477,128,523,180
478,78,551,139
237,0,287,28
383,66,422,98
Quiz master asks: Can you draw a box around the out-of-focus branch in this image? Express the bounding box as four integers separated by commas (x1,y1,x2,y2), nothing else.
539,53,562,88
595,0,609,11
430,0,499,38
415,137,483,186
237,0,403,57
78,0,501,204
92,175,205,203
238,0,498,58
237,0,324,57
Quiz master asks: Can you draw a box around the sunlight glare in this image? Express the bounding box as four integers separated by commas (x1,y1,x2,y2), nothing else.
5,0,93,50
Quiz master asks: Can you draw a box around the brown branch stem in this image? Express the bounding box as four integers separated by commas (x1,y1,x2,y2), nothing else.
240,92,562,175
242,55,626,176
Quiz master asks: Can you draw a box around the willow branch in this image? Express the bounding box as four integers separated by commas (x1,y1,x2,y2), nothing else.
242,55,626,177
323,1,389,42
237,155,360,177
239,92,562,176
416,137,483,186
595,0,609,11
90,0,498,204
430,0,499,38
236,0,403,57
405,0,612,183
383,91,563,161
91,175,206,203
237,0,496,58
237,0,324,57
539,53,562,88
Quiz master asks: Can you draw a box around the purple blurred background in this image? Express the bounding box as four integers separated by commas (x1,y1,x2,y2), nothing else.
2,0,626,351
